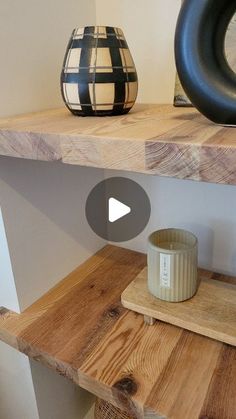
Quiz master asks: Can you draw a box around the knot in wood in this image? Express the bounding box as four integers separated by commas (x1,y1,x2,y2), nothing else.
0,307,9,317
108,307,120,318
114,376,138,396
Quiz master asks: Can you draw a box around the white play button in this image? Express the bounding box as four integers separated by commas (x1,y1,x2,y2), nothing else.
86,177,151,242
108,197,131,223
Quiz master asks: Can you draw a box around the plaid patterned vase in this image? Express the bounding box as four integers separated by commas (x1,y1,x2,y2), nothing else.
61,26,138,116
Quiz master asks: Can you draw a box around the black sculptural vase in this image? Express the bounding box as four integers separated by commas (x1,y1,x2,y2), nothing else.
175,0,236,125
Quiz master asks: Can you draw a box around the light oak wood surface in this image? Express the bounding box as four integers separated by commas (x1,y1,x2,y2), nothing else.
1,105,236,184
0,245,235,419
122,267,236,346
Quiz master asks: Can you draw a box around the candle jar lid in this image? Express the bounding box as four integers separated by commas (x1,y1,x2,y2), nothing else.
148,228,198,254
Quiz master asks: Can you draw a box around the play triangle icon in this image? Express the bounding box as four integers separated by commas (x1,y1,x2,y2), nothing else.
108,197,131,223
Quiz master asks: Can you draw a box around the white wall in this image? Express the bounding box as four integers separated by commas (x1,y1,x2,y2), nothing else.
0,210,39,419
0,1,99,419
96,0,181,104
0,208,19,313
0,159,104,311
0,0,95,117
106,171,236,276
30,361,95,419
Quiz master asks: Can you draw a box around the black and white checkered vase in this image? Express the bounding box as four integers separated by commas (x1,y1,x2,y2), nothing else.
61,26,138,116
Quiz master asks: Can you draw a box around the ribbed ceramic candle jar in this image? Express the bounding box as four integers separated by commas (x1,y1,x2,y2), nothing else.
61,26,138,116
148,229,198,302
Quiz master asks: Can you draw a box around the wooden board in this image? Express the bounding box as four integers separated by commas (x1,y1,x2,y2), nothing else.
0,245,236,418
121,267,236,346
1,104,236,184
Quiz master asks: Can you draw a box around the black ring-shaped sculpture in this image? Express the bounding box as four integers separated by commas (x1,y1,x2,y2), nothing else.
175,0,236,125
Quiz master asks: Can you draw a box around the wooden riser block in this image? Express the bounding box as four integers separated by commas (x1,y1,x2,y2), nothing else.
121,267,236,346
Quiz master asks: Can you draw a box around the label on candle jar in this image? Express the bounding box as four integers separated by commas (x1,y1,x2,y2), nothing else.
160,253,171,288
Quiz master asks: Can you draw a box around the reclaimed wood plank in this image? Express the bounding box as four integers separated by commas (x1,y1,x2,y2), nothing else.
79,313,182,416
145,331,222,419
200,345,236,419
1,105,236,184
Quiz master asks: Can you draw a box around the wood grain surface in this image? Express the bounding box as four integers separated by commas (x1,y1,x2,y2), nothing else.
121,267,236,346
1,105,236,184
0,245,235,419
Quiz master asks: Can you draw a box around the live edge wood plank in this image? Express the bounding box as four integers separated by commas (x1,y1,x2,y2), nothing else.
1,104,236,184
0,245,236,419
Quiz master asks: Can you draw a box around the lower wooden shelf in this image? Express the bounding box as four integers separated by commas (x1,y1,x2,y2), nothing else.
122,267,236,347
0,245,236,419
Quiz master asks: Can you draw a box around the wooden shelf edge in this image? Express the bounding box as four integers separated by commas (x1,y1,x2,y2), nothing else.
0,104,236,184
0,307,20,349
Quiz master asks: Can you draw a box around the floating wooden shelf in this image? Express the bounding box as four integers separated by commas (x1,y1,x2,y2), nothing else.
0,245,236,418
1,104,236,184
